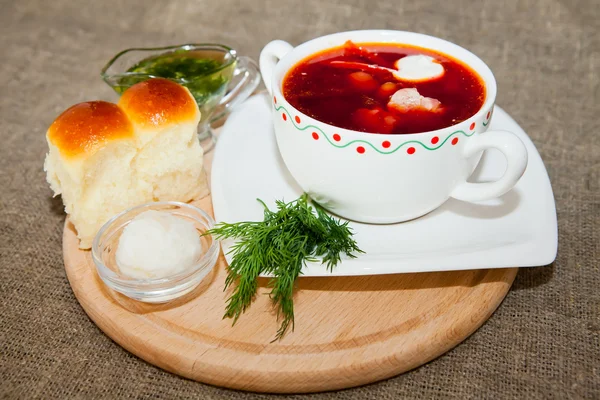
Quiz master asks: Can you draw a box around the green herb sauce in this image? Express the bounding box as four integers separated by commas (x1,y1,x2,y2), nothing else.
116,50,234,116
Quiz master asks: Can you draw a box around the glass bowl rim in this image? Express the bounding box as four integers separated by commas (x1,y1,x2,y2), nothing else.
100,43,238,84
91,201,219,286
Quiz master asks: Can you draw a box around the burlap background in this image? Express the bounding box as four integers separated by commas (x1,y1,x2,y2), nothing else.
1,0,598,398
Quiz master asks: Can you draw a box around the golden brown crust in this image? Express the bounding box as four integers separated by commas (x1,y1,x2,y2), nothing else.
47,101,134,159
117,78,199,128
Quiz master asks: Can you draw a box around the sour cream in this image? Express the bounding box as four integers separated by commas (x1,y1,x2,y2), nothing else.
115,210,203,279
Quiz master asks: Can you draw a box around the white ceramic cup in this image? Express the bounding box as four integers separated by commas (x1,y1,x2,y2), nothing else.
259,30,528,223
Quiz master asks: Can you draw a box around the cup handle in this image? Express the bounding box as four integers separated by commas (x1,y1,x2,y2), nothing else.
450,130,528,202
211,56,261,121
259,40,294,95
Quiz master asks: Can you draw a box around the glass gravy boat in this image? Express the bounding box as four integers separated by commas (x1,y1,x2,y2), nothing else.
101,44,260,152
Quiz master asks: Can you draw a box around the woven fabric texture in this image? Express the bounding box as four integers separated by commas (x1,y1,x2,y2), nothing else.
1,0,598,398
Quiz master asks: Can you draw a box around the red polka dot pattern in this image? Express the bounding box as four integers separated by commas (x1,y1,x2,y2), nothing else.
274,101,472,154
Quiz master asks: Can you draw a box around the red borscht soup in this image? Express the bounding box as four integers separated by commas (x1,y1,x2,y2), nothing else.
282,41,485,134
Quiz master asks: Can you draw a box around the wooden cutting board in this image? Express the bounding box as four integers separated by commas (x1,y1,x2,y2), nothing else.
63,137,517,393
63,208,516,393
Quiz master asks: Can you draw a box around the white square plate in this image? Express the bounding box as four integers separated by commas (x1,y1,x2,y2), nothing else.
211,93,557,276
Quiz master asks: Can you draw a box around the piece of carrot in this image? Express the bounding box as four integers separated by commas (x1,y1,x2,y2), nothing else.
376,82,398,99
352,107,397,133
348,71,378,92
353,108,382,132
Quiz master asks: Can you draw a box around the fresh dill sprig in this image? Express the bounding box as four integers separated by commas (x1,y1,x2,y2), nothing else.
206,193,364,341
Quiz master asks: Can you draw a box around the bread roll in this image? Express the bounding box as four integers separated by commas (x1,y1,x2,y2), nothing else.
44,78,208,249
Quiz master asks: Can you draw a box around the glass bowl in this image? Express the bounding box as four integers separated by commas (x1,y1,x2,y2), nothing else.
92,202,219,303
100,44,260,153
